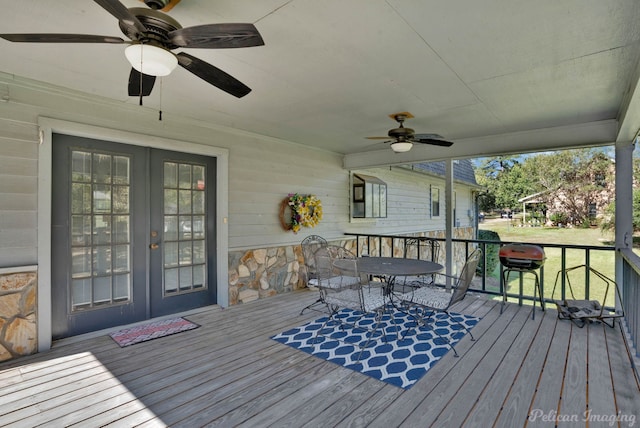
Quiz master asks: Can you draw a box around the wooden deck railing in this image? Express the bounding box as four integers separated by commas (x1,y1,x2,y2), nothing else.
344,232,637,359
620,248,640,359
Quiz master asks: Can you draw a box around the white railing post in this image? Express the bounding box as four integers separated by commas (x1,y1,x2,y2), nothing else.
615,138,636,311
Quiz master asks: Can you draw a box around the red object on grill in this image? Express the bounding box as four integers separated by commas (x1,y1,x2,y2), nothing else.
499,244,546,270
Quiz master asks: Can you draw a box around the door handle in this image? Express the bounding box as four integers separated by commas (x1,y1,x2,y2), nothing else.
149,243,160,250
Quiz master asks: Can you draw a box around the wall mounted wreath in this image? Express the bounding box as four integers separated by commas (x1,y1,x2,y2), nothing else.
279,193,323,233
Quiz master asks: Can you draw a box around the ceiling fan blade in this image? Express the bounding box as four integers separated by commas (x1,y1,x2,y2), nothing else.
169,23,265,49
0,34,125,43
128,69,156,96
93,0,147,35
366,136,391,140
414,137,454,147
176,52,251,98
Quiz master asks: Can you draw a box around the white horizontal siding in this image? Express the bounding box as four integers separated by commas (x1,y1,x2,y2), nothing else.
0,74,478,266
0,117,39,267
227,136,350,249
347,166,478,235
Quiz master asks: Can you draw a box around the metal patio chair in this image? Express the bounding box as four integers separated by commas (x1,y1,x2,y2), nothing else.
299,235,328,315
300,243,360,315
399,237,441,289
314,254,392,356
398,248,482,357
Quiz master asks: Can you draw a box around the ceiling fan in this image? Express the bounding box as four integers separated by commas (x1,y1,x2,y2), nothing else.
366,112,454,153
0,0,264,99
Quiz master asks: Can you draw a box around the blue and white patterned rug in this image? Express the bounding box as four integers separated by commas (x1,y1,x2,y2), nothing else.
272,308,480,389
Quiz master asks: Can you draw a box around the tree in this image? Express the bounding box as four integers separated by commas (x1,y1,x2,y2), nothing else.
474,149,616,226
521,149,613,227
475,156,536,212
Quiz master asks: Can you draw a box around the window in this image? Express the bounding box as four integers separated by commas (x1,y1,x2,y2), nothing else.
352,174,387,218
431,186,440,218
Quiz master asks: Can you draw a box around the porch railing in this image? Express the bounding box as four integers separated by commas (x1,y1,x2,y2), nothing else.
620,248,640,359
344,233,618,308
345,231,638,369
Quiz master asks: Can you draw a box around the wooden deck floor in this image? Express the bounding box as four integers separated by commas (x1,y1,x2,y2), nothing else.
1,290,639,427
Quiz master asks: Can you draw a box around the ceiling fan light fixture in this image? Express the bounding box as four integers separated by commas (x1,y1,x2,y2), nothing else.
390,141,413,153
125,44,177,76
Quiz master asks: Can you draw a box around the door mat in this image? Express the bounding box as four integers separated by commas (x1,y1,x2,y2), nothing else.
271,308,480,389
109,317,200,347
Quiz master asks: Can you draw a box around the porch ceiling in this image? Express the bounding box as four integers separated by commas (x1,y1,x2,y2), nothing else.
1,1,640,168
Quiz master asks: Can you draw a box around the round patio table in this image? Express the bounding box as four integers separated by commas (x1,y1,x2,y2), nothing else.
339,257,443,278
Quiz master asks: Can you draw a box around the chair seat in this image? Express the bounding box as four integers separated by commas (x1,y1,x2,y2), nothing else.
324,286,387,313
309,275,360,289
402,286,451,310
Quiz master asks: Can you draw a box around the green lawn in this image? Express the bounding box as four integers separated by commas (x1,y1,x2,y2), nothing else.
479,219,618,307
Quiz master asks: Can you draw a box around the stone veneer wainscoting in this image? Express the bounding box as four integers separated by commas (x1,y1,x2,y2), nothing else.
227,240,357,305
226,229,473,306
0,267,38,362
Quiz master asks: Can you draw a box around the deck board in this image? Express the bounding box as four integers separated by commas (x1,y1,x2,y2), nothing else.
492,311,558,426
557,323,588,427
462,307,548,425
405,304,534,427
0,289,638,427
587,322,618,422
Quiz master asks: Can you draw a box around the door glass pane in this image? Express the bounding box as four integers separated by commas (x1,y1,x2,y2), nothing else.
114,274,130,301
164,189,178,214
72,151,91,182
72,247,91,278
93,185,111,213
72,279,92,308
93,276,111,304
69,150,132,312
93,215,111,245
164,216,178,241
113,186,129,213
93,246,112,276
113,216,129,244
193,191,205,214
113,245,130,272
193,241,205,264
179,267,192,290
192,215,205,240
179,215,192,240
71,215,91,246
164,242,179,267
179,164,192,189
164,162,177,188
179,190,192,214
163,161,207,295
113,156,130,185
193,265,205,289
179,241,192,265
193,165,205,189
165,268,178,293
71,183,92,214
93,153,111,184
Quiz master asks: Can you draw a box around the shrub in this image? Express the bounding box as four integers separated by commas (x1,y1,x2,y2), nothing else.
477,229,501,275
550,212,570,226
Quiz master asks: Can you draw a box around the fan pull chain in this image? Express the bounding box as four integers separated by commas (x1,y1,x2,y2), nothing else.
158,77,163,121
139,43,144,106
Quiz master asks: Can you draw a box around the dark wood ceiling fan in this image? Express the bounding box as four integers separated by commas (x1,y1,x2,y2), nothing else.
366,112,454,152
0,0,264,98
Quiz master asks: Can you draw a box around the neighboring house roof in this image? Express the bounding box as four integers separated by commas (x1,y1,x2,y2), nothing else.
400,160,481,187
518,190,552,203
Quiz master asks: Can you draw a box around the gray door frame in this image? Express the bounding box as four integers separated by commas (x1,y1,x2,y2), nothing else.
37,118,229,351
